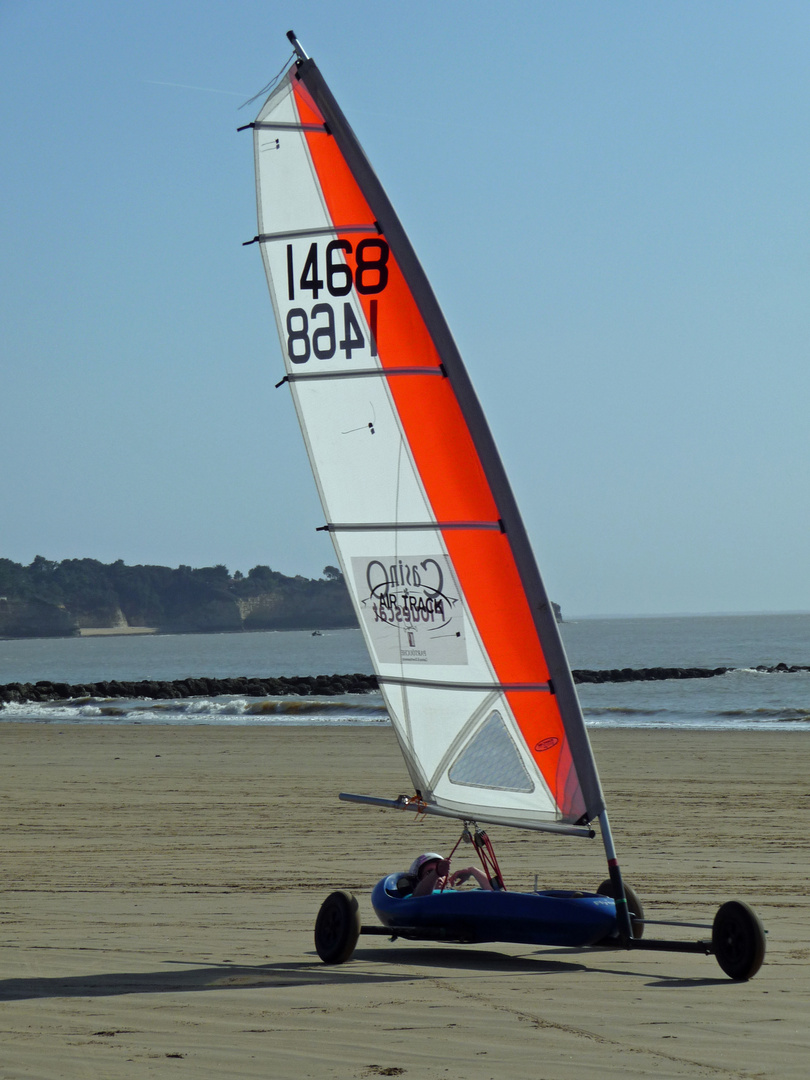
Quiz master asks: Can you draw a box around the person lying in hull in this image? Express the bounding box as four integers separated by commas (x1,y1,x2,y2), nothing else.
404,852,495,897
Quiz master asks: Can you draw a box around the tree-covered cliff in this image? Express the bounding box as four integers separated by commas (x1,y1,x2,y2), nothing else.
0,557,357,638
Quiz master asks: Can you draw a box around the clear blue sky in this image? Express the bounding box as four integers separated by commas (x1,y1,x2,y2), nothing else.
2,1,809,616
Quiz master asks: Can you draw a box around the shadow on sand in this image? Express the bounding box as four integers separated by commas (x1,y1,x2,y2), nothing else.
0,947,587,1001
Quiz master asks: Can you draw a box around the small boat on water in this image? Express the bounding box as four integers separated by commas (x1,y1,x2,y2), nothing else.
243,30,765,980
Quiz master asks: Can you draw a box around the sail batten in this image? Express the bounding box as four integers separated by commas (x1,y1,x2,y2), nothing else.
319,521,503,533
378,677,552,693
248,48,607,830
247,223,379,245
280,367,445,383
246,120,329,132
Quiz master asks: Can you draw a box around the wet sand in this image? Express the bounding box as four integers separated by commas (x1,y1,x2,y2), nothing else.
0,724,807,1078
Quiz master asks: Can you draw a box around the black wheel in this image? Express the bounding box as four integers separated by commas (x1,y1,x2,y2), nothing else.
712,900,766,980
314,890,361,964
597,878,645,939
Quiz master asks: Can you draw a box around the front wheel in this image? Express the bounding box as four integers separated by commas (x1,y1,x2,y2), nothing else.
712,900,766,980
597,879,645,939
314,890,361,964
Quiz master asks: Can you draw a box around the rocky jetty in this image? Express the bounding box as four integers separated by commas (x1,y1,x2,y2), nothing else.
571,665,730,683
572,662,810,684
0,673,378,705
2,663,809,706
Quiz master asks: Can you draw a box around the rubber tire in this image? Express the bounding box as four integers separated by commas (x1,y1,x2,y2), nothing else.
712,900,766,980
597,878,645,939
314,890,361,964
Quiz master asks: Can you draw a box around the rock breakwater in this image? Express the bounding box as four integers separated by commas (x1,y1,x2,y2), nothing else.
0,673,378,705
1,664,808,706
571,662,810,683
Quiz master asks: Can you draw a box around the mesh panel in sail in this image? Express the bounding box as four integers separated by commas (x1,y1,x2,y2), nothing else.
448,711,534,793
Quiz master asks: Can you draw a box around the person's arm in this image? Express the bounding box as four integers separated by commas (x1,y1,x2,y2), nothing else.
450,866,493,890
412,858,451,896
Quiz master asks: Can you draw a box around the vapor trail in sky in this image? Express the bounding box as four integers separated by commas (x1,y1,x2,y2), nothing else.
144,79,245,96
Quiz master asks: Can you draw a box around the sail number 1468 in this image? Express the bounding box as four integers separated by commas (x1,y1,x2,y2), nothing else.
284,239,387,364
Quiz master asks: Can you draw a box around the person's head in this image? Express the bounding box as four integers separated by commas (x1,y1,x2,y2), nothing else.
409,852,443,879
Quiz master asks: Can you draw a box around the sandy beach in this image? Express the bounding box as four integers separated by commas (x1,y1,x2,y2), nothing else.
0,724,807,1079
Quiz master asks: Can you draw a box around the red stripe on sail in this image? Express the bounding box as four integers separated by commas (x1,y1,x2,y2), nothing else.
292,77,583,821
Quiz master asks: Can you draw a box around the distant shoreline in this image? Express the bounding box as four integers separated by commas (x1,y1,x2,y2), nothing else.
2,625,347,641
0,558,357,639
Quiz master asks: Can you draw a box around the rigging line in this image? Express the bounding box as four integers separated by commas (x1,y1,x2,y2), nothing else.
394,418,407,692
342,400,376,435
377,676,552,693
316,520,505,532
238,52,295,111
243,223,379,246
275,367,446,388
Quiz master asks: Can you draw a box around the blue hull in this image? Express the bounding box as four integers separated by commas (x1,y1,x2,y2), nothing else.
371,875,619,949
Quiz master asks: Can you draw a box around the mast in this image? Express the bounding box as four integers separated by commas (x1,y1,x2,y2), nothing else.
286,29,309,62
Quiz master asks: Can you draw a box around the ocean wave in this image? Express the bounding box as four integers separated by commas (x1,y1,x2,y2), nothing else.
242,698,387,717
584,705,810,729
583,707,670,716
3,693,809,731
715,706,810,720
0,694,391,726
584,703,810,721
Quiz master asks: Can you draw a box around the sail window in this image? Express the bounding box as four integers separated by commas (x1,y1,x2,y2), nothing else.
448,711,534,793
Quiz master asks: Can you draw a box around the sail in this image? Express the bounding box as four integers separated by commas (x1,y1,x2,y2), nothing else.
245,45,606,833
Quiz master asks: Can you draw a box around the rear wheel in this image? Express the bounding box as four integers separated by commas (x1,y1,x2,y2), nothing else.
712,900,765,980
314,890,361,964
597,879,645,939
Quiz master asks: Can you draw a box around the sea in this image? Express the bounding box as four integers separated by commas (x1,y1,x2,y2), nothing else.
1,613,809,732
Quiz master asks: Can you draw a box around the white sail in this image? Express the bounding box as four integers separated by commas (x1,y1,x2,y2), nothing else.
246,46,606,835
